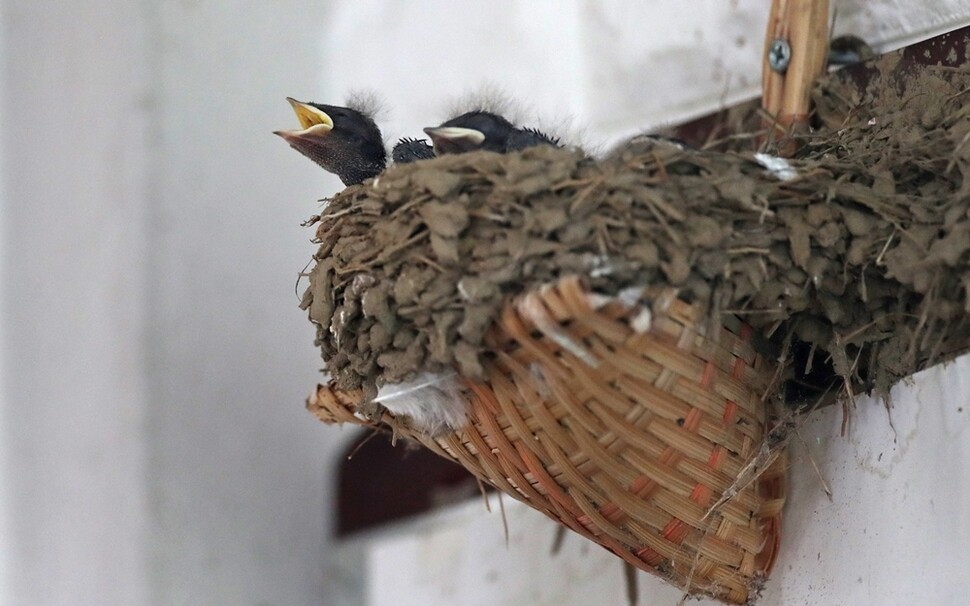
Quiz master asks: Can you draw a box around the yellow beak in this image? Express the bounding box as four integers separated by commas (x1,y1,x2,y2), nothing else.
423,126,485,145
281,97,334,135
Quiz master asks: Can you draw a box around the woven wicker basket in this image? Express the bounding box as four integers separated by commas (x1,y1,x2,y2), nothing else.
309,276,786,604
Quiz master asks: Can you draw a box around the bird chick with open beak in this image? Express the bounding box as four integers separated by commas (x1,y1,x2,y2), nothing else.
275,97,386,186
423,110,560,156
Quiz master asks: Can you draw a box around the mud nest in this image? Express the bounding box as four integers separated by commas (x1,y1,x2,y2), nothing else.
302,52,970,408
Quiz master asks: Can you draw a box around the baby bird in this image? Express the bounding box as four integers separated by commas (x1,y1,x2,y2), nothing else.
424,110,517,154
275,97,386,186
424,110,560,155
828,34,875,66
391,137,436,164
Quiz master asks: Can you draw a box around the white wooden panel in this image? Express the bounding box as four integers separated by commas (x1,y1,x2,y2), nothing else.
0,2,151,604
324,1,970,146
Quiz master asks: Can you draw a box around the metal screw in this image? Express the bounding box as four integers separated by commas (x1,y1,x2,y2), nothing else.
768,38,792,73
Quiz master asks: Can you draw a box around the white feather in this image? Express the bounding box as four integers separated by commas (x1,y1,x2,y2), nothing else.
375,372,470,436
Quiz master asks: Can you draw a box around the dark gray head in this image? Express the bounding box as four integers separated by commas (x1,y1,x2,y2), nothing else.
391,137,436,164
423,111,517,155
275,98,386,185
828,34,875,66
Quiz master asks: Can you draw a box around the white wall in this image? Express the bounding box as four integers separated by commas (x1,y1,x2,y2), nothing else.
0,3,151,604
0,4,9,603
0,1,347,605
145,2,349,605
1,2,968,606
323,0,970,148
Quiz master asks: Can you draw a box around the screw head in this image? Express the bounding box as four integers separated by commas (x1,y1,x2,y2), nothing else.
768,38,792,73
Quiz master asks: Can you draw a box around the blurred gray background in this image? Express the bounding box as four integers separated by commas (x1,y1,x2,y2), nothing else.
2,1,967,604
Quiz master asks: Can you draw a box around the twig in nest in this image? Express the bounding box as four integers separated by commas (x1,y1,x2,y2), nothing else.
497,490,509,548
346,428,381,460
677,516,718,606
719,308,784,316
794,429,833,501
315,205,358,225
874,228,896,266
760,328,793,403
907,281,937,364
701,440,782,522
467,208,511,223
388,194,432,219
835,341,866,437
476,478,491,513
374,229,430,264
839,313,906,345
927,315,958,367
805,341,818,375
294,257,314,301
641,190,687,223
650,150,670,183
595,221,612,256
567,177,606,214
727,247,771,255
415,254,445,273
701,129,770,151
703,383,833,521
300,214,321,227
548,178,592,192
944,84,970,101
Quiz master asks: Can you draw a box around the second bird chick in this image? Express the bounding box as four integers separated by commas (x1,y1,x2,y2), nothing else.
424,110,560,156
391,137,436,164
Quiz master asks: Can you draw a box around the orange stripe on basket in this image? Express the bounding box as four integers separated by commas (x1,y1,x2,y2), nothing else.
635,546,664,566
657,405,714,546
700,360,717,389
661,518,690,544
690,482,712,504
659,448,678,467
647,410,704,503
684,408,703,431
707,444,727,470
468,381,502,416
722,400,739,424
630,477,661,508
512,441,586,521
599,502,625,524
653,409,702,475
630,475,659,500
607,475,664,526
629,475,651,493
731,356,747,379
739,322,753,342
596,406,717,556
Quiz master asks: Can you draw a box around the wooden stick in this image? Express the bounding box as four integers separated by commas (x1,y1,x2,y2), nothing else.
762,0,830,153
